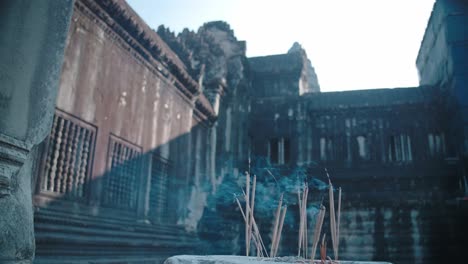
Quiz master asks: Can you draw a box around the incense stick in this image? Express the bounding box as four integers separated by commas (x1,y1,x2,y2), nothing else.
310,205,325,263
328,181,342,261
245,172,251,256
249,175,257,257
273,206,287,257
329,181,337,259
298,190,303,257
320,233,327,263
298,186,309,258
335,187,341,260
303,187,309,259
271,193,283,256
247,174,257,256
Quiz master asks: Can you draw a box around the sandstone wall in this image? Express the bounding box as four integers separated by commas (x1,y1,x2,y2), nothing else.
417,0,468,156
32,1,253,263
246,87,465,263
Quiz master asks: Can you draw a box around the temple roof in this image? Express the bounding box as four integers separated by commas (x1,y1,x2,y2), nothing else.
302,86,436,109
248,53,303,74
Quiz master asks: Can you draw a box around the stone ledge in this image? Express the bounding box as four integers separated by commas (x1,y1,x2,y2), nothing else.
164,255,392,264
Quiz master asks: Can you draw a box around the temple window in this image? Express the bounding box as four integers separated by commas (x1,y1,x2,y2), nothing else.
388,134,413,163
356,135,369,160
39,109,96,199
320,137,334,161
268,137,290,165
102,135,142,210
428,133,446,157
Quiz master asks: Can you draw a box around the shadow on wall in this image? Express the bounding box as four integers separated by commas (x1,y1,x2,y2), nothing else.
32,118,227,263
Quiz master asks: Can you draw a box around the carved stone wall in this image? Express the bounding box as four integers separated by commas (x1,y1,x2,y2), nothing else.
247,76,466,263
417,0,468,157
30,1,251,263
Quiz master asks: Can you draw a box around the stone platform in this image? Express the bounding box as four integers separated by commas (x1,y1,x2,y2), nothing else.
164,255,392,264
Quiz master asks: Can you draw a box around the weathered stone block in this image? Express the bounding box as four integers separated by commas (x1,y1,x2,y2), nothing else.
164,255,392,264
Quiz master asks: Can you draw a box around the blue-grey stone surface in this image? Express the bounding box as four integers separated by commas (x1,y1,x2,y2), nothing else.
164,255,392,264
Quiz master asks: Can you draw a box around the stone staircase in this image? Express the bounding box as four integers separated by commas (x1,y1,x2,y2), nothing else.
34,208,199,264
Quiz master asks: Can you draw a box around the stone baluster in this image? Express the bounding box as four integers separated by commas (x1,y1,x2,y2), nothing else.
112,141,120,204
50,117,65,192
67,123,78,197
55,119,68,192
43,115,59,191
104,140,114,204
60,119,71,194
74,127,85,197
131,149,139,209
114,142,120,204
122,145,129,206
78,129,90,197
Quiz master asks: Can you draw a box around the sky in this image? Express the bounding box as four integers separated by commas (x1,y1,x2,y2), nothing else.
127,0,435,92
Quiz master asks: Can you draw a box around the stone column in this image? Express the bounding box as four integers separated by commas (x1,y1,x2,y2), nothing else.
0,1,73,263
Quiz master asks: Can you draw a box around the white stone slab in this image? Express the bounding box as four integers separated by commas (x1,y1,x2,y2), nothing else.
164,255,392,264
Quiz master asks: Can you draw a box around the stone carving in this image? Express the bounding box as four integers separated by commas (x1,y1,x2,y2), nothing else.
158,21,248,107
0,135,30,198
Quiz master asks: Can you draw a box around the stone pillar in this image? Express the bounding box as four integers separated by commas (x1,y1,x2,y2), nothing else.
0,1,73,263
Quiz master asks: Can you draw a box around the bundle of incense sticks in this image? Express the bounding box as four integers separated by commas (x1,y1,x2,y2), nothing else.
329,182,342,261
310,205,326,263
235,197,268,257
252,177,265,257
297,186,309,258
272,206,287,257
270,193,285,257
240,173,268,257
